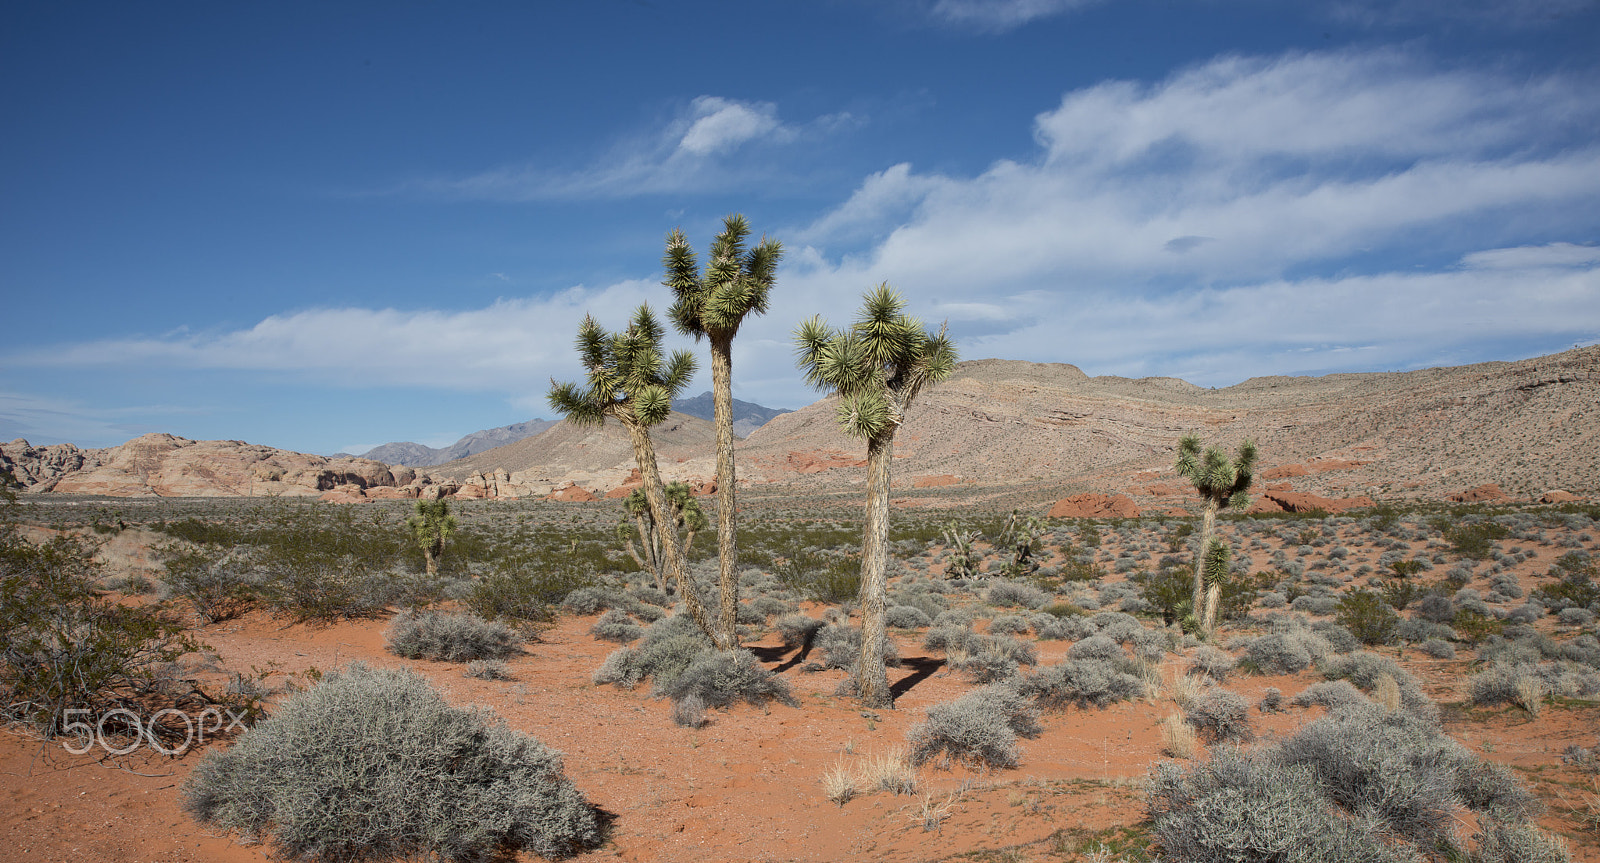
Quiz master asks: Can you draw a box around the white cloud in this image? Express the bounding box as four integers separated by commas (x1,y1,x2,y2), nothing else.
0,392,203,449
1460,242,1600,270
929,0,1105,32
676,96,788,155
396,95,817,201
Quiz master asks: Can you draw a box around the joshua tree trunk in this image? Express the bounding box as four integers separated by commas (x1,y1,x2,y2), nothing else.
423,544,440,577
1193,501,1218,636
709,339,740,648
1204,579,1222,634
626,419,724,647
856,433,895,710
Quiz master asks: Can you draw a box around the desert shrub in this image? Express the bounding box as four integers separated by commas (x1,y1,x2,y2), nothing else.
1067,634,1122,661
672,693,708,729
1419,638,1456,659
986,580,1050,609
259,557,399,622
655,648,796,710
1035,614,1096,641
464,566,590,628
931,608,976,628
1398,617,1457,643
1276,704,1535,847
592,614,713,691
1149,748,1403,863
1091,611,1145,643
1559,607,1597,627
886,605,933,629
1188,646,1236,682
923,623,977,654
182,664,601,861
1019,658,1145,710
1291,680,1370,713
1258,687,1283,713
0,529,214,745
1473,823,1572,863
590,608,642,643
464,659,511,681
1319,651,1437,722
1185,688,1254,743
949,635,1036,683
629,585,671,607
907,683,1041,769
775,613,823,649
986,613,1031,635
815,624,900,671
561,587,614,615
1414,593,1455,624
385,610,521,663
158,546,262,624
1292,595,1340,615
1242,632,1315,674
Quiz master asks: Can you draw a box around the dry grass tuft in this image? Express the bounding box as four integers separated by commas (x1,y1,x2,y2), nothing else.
1374,673,1402,713
822,760,857,807
1161,712,1198,759
1515,675,1545,717
858,746,919,796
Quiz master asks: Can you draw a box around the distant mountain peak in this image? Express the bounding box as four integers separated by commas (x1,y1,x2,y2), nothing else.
358,419,558,467
671,392,791,439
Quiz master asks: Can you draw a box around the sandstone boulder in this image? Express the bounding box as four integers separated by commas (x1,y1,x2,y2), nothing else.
1540,489,1580,503
1257,491,1376,513
1449,484,1507,503
1047,493,1140,518
548,483,596,503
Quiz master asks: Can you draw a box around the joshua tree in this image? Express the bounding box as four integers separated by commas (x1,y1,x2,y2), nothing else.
664,214,783,647
617,482,708,592
407,498,458,576
1174,435,1257,637
549,306,724,646
794,284,956,708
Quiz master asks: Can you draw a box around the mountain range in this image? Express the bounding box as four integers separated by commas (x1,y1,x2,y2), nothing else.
3,347,1594,506
344,392,791,467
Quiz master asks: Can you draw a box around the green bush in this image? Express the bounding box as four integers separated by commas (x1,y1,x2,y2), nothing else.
385,610,521,662
1335,591,1398,646
464,565,591,629
182,663,602,861
0,528,212,745
157,545,261,624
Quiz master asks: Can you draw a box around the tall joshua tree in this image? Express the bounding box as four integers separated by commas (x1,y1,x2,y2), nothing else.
407,498,457,576
794,284,956,708
664,214,783,648
1174,435,1257,637
549,306,724,647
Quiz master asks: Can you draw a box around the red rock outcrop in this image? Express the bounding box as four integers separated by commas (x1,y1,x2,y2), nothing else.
1541,489,1581,503
547,483,597,502
1449,484,1508,503
1255,491,1376,513
1047,493,1140,518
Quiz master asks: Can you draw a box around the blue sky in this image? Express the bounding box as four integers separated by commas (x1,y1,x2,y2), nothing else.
3,0,1598,456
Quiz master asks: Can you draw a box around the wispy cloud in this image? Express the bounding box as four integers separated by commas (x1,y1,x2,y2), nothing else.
0,392,206,448
928,0,1105,32
392,96,849,201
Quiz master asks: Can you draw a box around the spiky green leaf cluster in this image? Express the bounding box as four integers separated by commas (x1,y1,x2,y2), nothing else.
548,306,696,429
1202,538,1231,586
1175,435,1258,507
664,214,783,340
407,499,457,546
792,284,957,442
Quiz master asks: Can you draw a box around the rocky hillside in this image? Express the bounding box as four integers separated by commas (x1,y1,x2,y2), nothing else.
734,345,1599,506
4,346,1594,505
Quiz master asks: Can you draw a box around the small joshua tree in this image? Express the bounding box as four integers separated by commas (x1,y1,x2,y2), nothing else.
408,498,458,576
1174,435,1256,637
795,284,956,708
942,523,981,579
617,482,708,592
999,510,1047,579
549,306,724,647
664,214,783,648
